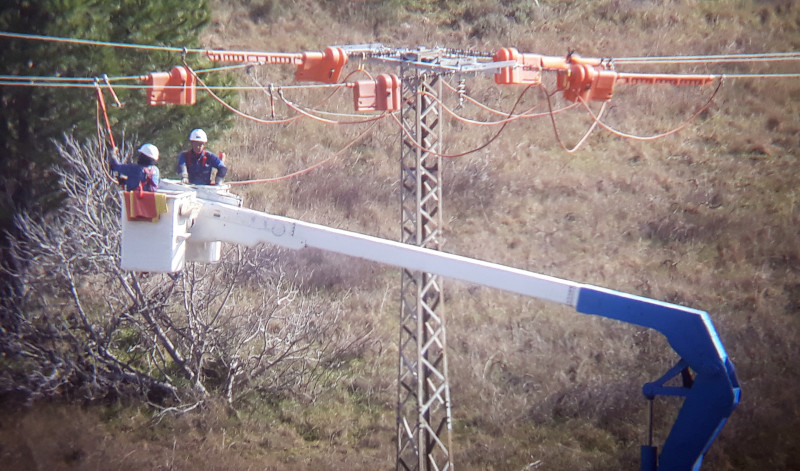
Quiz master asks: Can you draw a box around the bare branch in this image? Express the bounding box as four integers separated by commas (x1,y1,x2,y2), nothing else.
1,135,374,407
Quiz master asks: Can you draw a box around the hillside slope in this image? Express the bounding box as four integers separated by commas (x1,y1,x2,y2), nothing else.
2,1,798,470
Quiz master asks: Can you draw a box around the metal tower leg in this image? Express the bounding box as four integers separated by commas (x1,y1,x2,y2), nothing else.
397,66,453,471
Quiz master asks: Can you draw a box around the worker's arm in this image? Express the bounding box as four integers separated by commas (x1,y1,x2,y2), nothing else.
175,152,189,183
109,154,121,171
212,154,227,184
108,154,130,187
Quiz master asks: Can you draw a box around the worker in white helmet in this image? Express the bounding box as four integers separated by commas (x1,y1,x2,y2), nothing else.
175,128,227,185
110,143,160,192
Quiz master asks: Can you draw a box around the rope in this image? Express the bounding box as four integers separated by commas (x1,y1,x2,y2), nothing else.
541,84,608,154
435,89,541,124
185,59,377,126
246,67,384,120
576,79,723,141
390,83,537,159
442,79,544,118
242,68,277,119
278,89,390,125
566,101,606,153
184,60,303,125
292,103,387,119
229,119,381,185
424,89,579,126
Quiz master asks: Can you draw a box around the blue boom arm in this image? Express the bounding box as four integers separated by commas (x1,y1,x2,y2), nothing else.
577,287,741,471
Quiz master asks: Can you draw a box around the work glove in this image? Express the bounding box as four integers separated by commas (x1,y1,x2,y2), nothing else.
214,175,225,185
181,173,189,184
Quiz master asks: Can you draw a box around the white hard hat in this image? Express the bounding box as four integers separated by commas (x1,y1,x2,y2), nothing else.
138,143,160,161
189,128,208,143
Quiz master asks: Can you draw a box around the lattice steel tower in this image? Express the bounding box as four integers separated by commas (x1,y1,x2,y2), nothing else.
396,61,453,471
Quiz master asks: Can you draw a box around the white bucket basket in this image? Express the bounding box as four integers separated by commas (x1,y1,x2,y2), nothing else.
120,190,198,272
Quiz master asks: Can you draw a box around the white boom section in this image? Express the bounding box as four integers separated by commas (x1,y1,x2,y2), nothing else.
189,199,581,307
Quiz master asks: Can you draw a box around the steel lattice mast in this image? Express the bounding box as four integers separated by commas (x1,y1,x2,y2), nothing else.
396,60,453,471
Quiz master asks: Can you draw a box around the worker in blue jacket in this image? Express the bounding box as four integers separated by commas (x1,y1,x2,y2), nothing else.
175,128,227,185
110,143,160,191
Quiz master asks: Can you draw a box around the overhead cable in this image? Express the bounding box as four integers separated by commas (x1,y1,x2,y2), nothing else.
0,31,204,54
229,120,381,185
614,52,800,64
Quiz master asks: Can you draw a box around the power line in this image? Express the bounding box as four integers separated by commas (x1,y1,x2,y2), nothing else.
4,29,799,166
4,30,799,69
719,73,800,79
0,74,97,82
0,80,352,90
614,52,800,64
0,31,203,54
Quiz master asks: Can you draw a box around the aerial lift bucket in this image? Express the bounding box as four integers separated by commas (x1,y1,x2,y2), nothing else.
119,185,237,272
119,190,194,272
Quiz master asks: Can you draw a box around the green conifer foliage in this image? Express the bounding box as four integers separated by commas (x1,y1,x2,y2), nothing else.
0,0,235,288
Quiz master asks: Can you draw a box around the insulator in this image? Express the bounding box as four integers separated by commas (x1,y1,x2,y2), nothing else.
456,78,467,109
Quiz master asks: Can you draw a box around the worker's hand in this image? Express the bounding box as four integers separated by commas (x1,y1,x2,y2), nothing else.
181,177,189,184
214,176,224,185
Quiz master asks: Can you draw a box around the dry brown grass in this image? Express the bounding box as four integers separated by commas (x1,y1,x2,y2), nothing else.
5,0,800,470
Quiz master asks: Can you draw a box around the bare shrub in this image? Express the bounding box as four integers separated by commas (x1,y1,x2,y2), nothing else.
0,136,373,407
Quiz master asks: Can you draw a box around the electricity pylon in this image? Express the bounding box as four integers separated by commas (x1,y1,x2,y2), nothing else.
396,60,453,471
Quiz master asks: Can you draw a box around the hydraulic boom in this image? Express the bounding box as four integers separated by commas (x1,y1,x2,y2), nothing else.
120,186,740,471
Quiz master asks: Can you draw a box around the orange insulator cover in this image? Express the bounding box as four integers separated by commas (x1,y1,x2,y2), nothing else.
493,47,545,85
354,74,400,111
589,69,617,101
493,47,519,85
143,66,196,106
616,73,715,87
205,49,299,65
557,64,617,102
295,47,348,83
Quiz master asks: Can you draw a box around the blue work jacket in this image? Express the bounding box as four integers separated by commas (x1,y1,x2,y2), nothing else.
176,149,227,185
111,160,160,191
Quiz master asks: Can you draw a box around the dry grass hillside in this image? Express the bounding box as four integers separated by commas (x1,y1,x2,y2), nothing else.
2,1,799,470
